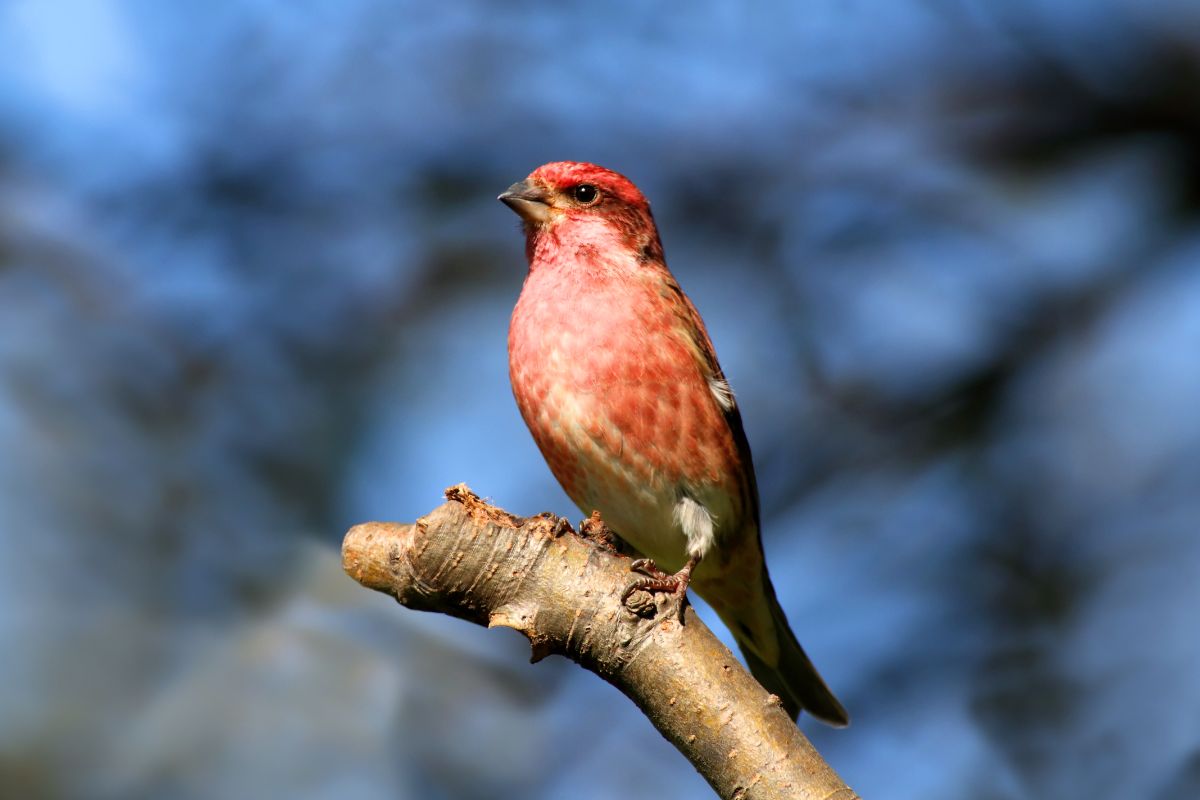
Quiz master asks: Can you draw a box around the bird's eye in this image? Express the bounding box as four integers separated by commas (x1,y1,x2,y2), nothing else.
571,184,599,205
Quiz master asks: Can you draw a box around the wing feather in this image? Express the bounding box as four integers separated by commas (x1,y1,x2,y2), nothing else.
657,275,763,537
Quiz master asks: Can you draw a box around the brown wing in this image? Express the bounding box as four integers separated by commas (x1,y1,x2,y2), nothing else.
657,274,763,536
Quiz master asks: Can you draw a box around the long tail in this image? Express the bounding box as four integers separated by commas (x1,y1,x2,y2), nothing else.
732,578,849,727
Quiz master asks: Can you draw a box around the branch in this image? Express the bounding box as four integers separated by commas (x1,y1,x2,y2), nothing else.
342,485,859,800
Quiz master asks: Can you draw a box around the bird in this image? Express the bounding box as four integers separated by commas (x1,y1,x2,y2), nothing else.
499,161,848,726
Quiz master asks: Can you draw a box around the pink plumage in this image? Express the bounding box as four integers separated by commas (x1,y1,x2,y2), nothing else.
501,161,848,726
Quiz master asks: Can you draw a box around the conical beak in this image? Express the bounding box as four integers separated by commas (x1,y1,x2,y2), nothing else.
498,180,553,224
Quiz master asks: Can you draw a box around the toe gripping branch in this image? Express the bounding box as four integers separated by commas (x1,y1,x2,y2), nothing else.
621,555,701,623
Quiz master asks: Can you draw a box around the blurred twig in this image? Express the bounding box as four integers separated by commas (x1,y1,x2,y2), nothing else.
342,485,858,800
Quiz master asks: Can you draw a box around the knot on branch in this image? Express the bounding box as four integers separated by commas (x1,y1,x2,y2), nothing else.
443,483,523,528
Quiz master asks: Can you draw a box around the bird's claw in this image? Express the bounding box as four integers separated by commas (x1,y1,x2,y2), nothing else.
621,559,693,623
629,558,669,579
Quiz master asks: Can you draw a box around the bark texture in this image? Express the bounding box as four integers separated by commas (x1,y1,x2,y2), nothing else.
342,485,860,800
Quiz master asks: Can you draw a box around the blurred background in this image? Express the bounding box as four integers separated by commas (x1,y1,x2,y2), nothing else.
2,2,1198,798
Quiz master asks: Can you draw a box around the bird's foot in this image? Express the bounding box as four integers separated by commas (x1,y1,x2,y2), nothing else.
621,557,698,623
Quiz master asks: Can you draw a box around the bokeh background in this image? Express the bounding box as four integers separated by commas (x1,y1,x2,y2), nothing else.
2,2,1199,798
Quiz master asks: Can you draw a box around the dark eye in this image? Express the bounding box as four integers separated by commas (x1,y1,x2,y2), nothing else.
571,184,599,205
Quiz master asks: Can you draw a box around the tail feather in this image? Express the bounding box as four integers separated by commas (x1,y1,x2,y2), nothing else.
734,585,849,727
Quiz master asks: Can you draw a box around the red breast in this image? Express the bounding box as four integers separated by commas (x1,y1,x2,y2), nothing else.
509,254,743,509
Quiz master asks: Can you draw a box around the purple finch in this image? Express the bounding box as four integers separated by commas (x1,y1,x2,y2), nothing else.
500,161,848,726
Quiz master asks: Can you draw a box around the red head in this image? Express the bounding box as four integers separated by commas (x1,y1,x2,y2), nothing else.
499,161,663,265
